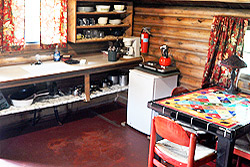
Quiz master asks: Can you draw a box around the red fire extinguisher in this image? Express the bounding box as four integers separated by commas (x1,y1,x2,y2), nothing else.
141,27,151,54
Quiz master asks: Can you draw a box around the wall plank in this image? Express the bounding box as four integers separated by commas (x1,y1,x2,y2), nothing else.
134,25,210,42
134,5,250,90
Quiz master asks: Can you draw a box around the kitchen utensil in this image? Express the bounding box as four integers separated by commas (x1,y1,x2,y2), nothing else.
108,51,117,62
159,45,171,67
77,33,82,40
77,18,83,26
109,19,121,25
96,5,110,12
110,30,123,36
89,18,95,25
114,5,125,11
122,37,140,57
92,29,99,38
108,74,119,85
10,89,49,107
0,91,9,110
98,17,108,25
86,30,92,38
82,18,90,26
99,31,105,38
78,6,94,12
119,73,128,86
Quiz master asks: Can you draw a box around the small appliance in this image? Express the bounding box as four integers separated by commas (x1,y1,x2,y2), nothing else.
159,44,171,67
139,44,179,74
122,37,140,58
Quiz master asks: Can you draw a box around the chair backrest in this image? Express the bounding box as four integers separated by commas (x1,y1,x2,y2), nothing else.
154,115,190,147
171,86,189,96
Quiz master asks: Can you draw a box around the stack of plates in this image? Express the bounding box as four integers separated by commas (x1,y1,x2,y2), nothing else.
78,6,94,12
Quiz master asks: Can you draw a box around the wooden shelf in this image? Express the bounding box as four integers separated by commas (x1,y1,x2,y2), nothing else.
75,36,123,43
68,0,133,43
77,11,129,15
76,23,130,29
0,84,128,117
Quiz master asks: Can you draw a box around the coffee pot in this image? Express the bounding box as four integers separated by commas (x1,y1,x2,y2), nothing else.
122,37,140,58
159,45,171,67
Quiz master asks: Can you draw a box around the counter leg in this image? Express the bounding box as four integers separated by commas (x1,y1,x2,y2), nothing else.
32,110,37,126
54,106,62,126
85,74,90,102
216,136,235,167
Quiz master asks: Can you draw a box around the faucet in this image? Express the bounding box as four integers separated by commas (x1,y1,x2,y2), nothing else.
34,54,42,65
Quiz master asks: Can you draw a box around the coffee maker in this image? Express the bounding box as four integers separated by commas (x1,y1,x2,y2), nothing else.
122,37,140,58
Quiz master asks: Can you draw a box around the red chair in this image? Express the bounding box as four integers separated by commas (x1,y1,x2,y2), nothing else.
234,135,250,167
148,115,216,167
171,86,190,96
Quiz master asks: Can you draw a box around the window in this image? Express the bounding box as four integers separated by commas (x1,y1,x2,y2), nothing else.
0,0,67,52
25,0,40,44
241,29,250,75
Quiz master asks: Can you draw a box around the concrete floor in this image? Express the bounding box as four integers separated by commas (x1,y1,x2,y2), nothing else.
0,103,149,167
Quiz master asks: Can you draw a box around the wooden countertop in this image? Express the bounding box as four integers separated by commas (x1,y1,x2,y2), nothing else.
0,53,142,89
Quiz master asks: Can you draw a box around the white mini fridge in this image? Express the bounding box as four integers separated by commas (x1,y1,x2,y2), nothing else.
127,69,178,135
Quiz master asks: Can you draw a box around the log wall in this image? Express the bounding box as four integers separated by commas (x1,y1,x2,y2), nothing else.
133,6,250,90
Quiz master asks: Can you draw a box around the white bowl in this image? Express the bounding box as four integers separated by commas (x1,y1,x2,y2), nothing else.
11,98,33,107
114,5,125,11
96,5,110,12
98,17,108,25
109,19,121,25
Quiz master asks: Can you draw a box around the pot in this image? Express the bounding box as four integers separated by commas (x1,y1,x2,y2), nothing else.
10,87,49,107
108,75,119,85
119,73,128,86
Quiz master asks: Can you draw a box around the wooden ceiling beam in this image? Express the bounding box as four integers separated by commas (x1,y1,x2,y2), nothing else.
145,0,250,3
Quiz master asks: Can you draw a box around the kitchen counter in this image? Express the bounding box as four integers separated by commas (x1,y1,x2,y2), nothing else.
0,53,141,118
0,53,141,100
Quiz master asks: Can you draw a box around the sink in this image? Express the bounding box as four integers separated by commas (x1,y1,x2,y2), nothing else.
21,62,80,76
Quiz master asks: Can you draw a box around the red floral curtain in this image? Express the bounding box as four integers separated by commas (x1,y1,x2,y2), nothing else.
41,0,67,49
202,16,248,88
0,0,25,52
0,0,3,50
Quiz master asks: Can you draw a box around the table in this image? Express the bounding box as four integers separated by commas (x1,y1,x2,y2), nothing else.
147,86,250,167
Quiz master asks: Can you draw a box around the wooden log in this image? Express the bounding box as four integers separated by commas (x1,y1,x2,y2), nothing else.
180,75,203,88
172,49,207,67
179,83,199,91
148,46,207,67
134,15,213,29
133,33,209,53
134,25,210,42
134,6,250,19
176,62,205,79
67,43,108,55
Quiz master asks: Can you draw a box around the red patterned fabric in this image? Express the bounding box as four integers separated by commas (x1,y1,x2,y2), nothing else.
0,0,25,51
202,16,248,88
40,0,67,49
0,0,3,50
0,0,67,52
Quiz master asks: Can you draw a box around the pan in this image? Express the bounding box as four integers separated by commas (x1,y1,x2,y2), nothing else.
10,87,49,107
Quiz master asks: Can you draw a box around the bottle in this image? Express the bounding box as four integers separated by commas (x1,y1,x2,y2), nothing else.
54,45,60,62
